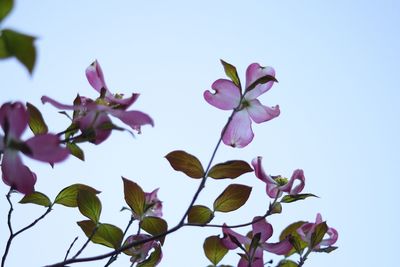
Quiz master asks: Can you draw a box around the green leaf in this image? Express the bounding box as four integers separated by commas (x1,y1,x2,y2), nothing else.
314,246,338,253
277,259,298,267
246,73,278,92
67,142,85,161
270,202,282,214
208,160,253,179
77,220,123,249
310,222,328,249
220,59,241,88
249,232,261,251
54,184,100,207
213,184,252,213
289,235,304,254
137,244,162,267
19,191,51,207
141,216,168,245
122,177,145,217
0,0,13,22
26,102,48,135
279,221,308,256
1,29,36,74
0,34,11,58
281,193,318,203
203,235,228,265
165,150,204,179
77,190,102,223
188,205,214,225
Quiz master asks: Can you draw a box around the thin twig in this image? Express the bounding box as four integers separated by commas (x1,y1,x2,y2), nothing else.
64,237,79,261
1,189,14,267
104,216,135,267
71,226,98,259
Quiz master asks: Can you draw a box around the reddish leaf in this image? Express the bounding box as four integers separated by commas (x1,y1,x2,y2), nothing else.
188,205,214,225
165,150,204,179
213,184,252,212
122,177,145,217
141,216,168,245
208,160,253,179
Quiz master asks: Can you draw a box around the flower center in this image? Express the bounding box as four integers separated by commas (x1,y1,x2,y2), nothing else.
274,176,288,186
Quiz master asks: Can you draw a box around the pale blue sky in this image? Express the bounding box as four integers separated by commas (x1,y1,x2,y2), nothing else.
1,1,399,266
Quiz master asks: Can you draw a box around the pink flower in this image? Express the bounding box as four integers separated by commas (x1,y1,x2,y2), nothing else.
204,63,280,148
124,234,162,265
297,213,338,250
252,156,305,198
41,60,153,144
222,217,292,267
0,102,69,194
133,188,163,220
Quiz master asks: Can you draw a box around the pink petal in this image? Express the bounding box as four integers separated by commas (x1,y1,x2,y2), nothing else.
77,112,112,145
238,249,264,267
246,99,280,123
315,213,323,224
106,93,140,109
297,222,314,243
41,96,77,110
261,239,292,255
245,63,276,99
251,157,281,198
280,169,305,194
1,150,36,194
223,110,254,148
25,134,69,163
111,110,154,132
252,217,273,242
266,184,281,198
320,227,338,247
204,79,241,110
221,224,249,249
0,102,28,138
251,157,277,184
85,60,109,94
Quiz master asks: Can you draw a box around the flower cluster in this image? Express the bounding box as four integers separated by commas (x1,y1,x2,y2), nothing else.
42,60,154,144
222,217,292,267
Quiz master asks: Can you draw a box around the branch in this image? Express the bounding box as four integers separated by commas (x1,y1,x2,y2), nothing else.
45,106,241,266
2,189,53,267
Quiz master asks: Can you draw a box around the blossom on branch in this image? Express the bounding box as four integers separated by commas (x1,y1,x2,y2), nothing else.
204,63,280,148
252,156,305,198
41,60,153,144
221,217,292,267
297,213,338,250
124,234,162,266
132,188,163,220
0,102,68,194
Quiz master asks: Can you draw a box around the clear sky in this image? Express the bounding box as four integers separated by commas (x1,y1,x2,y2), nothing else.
1,0,399,266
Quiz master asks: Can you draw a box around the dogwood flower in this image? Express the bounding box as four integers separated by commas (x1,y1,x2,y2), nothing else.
204,63,280,148
221,217,292,267
297,213,338,250
0,102,69,194
124,234,162,265
252,156,305,198
132,188,163,220
41,60,153,144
